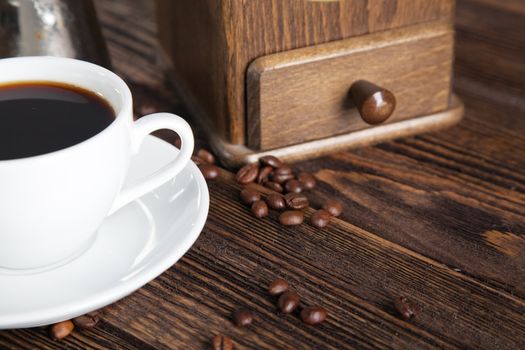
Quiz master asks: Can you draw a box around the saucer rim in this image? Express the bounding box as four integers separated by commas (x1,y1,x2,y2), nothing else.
0,136,209,329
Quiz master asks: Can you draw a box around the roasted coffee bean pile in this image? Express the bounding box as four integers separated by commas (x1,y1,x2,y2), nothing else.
235,155,342,229
193,148,221,180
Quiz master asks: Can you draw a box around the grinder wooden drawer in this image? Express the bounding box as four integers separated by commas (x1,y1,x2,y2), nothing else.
246,22,453,150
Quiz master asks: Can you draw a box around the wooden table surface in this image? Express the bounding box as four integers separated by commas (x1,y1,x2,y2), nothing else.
1,0,525,349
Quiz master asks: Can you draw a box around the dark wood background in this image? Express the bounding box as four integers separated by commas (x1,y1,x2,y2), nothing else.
1,0,524,349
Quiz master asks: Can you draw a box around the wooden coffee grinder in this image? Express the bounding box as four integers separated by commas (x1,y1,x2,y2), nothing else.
157,0,463,167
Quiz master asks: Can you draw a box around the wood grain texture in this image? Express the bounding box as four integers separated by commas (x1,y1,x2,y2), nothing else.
213,97,463,168
73,174,525,349
5,172,522,349
294,0,525,298
1,0,524,349
247,21,453,149
157,0,453,145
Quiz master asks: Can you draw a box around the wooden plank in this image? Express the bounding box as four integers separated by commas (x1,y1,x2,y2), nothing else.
157,0,453,145
0,321,153,350
2,164,524,348
246,21,453,149
455,0,525,96
87,174,525,349
288,0,525,299
1,1,524,349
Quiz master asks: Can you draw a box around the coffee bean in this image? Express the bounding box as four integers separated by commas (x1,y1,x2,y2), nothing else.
323,199,342,217
284,179,303,193
297,172,316,190
268,278,289,296
251,200,268,218
199,164,220,180
213,334,233,350
196,148,215,164
264,181,283,193
271,172,295,184
49,320,74,341
73,314,99,329
232,308,254,327
273,165,293,176
278,210,304,225
236,163,259,184
191,155,204,166
259,155,283,168
240,188,261,205
277,291,300,314
300,306,327,325
310,209,331,228
394,296,417,321
257,165,273,184
266,193,286,210
284,193,309,209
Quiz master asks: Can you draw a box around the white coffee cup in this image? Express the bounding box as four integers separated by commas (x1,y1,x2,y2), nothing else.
0,57,194,270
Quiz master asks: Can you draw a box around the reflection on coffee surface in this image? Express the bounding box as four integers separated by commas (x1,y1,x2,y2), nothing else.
0,82,114,160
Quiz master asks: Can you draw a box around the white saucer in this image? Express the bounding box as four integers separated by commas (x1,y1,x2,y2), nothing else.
0,136,209,329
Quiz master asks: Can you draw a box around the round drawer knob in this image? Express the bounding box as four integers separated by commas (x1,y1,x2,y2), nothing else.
350,80,396,125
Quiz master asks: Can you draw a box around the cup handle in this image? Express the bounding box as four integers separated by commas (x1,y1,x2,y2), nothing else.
108,112,194,215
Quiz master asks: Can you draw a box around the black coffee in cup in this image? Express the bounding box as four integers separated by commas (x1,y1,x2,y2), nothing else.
0,82,114,160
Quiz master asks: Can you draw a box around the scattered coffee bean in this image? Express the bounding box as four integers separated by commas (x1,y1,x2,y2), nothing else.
278,210,304,225
310,210,331,228
323,199,343,217
49,320,74,341
191,155,204,166
240,188,261,205
257,165,273,184
271,172,295,184
196,148,215,164
236,163,259,184
284,179,303,193
277,291,300,314
394,296,417,321
273,165,293,176
268,278,289,296
300,306,327,325
251,200,269,218
73,313,99,329
266,193,286,210
284,193,309,209
259,155,283,168
213,334,233,350
199,164,220,180
264,181,283,193
232,308,254,327
297,172,316,190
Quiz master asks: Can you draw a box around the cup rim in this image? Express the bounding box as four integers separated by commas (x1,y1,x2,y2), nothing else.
0,56,132,164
